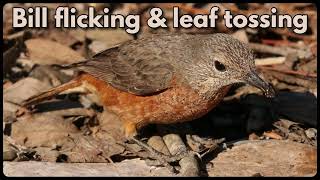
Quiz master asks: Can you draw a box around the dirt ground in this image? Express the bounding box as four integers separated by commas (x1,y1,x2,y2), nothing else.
3,3,317,177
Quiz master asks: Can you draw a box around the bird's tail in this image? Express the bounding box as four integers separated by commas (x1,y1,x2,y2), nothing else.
22,79,82,108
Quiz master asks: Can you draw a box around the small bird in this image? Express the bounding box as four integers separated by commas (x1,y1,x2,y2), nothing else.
23,33,275,139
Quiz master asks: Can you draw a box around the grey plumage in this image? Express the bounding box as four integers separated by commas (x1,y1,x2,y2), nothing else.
66,33,260,99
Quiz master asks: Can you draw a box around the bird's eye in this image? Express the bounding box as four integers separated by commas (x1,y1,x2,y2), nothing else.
214,61,226,72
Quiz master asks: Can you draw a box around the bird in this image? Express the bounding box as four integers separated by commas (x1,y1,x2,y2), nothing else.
22,33,275,158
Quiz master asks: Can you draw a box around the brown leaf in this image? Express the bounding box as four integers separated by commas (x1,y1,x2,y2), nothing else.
25,38,84,65
3,136,17,161
11,113,79,148
34,147,60,162
92,110,126,141
63,135,110,163
4,77,52,105
46,29,79,47
86,29,133,54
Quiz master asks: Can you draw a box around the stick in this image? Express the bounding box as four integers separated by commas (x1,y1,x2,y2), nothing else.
249,43,313,59
255,57,286,66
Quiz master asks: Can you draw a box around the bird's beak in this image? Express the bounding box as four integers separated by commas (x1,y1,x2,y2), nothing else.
245,72,276,98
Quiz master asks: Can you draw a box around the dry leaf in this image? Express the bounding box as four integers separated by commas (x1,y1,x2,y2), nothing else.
4,77,52,105
25,38,84,65
86,29,133,54
11,113,79,148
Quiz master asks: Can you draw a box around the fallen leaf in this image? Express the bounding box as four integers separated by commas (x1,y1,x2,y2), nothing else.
25,38,84,65
3,136,17,161
11,113,79,148
86,29,133,54
4,77,52,105
34,147,60,162
63,134,110,163
232,30,249,43
92,110,126,142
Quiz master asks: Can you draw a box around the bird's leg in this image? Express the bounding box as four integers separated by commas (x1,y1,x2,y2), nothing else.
186,134,225,158
130,136,190,161
122,122,194,173
129,136,178,173
128,135,203,174
119,135,176,172
120,136,182,173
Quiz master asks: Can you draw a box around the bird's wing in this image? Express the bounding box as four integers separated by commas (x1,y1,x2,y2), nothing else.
68,46,175,96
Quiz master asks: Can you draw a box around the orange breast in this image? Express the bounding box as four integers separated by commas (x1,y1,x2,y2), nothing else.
79,73,230,130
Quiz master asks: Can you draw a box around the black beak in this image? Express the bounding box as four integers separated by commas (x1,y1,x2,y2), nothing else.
245,72,276,98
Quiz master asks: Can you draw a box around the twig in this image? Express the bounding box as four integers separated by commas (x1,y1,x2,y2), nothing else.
261,39,299,47
262,69,317,89
199,138,225,158
263,131,283,140
270,29,316,42
259,66,317,78
255,57,286,66
3,31,26,40
250,43,313,59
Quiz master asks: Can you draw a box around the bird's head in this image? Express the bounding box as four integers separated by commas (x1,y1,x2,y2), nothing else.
194,33,275,98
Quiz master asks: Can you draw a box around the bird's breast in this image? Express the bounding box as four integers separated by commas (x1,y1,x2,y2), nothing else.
77,73,230,129
145,83,230,126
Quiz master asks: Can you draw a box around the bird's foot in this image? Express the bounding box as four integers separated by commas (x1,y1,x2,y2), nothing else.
186,135,225,158
125,136,196,174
